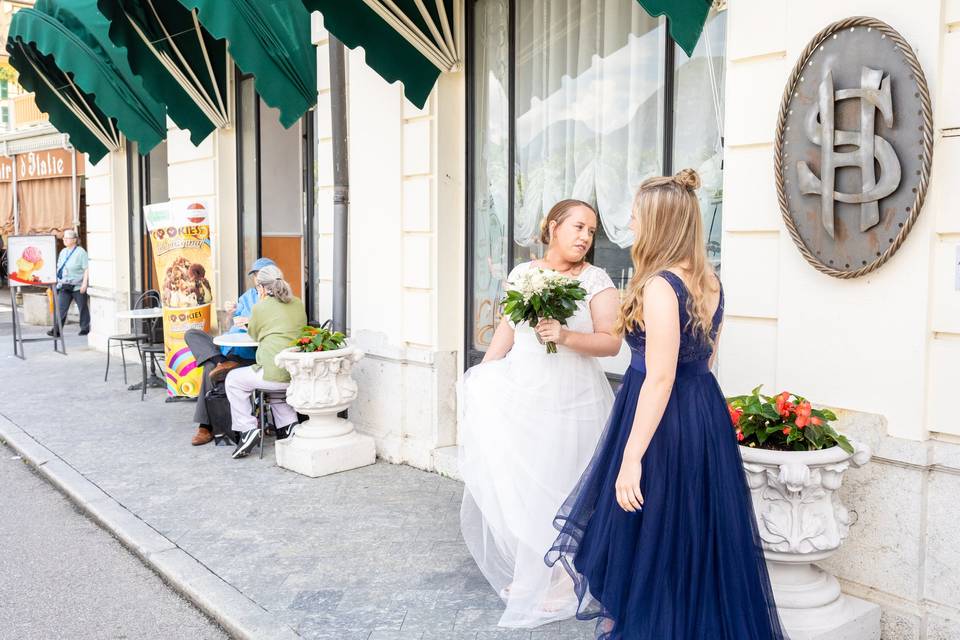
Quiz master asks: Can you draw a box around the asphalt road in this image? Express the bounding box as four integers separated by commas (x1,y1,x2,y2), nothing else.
0,444,230,640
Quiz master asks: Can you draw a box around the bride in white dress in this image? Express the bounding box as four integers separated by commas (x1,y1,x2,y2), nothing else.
459,199,622,628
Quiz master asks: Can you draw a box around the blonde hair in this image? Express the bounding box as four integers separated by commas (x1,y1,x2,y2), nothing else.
539,199,597,245
255,265,293,303
615,168,719,345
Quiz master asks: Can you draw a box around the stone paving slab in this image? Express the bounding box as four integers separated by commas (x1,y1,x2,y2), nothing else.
0,327,596,640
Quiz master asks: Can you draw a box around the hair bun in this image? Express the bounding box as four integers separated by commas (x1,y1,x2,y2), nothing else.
674,168,701,192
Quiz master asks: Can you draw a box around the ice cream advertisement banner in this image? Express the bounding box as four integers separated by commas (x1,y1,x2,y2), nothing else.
144,200,214,398
6,235,57,286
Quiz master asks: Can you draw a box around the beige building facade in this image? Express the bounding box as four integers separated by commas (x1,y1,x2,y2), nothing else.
52,1,960,637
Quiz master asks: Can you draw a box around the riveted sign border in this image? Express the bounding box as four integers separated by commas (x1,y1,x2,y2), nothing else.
774,16,933,279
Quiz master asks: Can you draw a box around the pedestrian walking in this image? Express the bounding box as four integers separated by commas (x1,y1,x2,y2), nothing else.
48,229,89,337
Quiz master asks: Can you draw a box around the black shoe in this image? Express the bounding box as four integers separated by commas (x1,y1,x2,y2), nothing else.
46,329,61,337
78,329,89,336
276,424,295,440
232,429,261,459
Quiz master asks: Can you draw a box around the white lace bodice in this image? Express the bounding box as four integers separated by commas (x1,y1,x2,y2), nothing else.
506,261,616,353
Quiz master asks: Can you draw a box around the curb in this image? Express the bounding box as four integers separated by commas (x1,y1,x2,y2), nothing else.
0,413,300,640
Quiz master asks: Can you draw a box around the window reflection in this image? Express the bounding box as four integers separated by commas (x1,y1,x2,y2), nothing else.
469,1,728,359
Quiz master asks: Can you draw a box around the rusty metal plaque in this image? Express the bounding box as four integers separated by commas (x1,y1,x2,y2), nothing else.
775,17,933,278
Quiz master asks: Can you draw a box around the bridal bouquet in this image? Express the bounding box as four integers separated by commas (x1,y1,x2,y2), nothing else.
501,268,586,353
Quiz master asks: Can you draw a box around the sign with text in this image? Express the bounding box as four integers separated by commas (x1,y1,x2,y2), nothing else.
0,149,85,182
144,200,215,398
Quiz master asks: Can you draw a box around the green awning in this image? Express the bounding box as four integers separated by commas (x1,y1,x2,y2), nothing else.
303,0,460,109
181,0,317,128
638,0,712,57
95,0,226,146
7,0,167,163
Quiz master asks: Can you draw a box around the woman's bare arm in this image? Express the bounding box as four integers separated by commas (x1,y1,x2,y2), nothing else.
615,276,680,512
482,318,515,363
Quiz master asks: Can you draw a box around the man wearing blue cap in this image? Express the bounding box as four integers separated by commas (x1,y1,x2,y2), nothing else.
185,257,276,446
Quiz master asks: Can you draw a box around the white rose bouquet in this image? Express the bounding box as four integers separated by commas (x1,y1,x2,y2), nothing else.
501,268,587,354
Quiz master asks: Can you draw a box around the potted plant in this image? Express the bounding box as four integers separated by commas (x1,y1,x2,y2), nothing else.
727,387,874,635
273,326,375,478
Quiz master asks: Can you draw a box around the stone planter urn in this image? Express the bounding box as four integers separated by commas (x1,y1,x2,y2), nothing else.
740,441,879,640
273,345,375,478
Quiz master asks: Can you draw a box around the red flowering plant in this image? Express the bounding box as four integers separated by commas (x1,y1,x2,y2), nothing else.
726,386,853,454
289,326,346,353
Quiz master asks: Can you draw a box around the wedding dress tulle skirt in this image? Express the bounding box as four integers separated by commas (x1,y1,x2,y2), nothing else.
459,339,614,628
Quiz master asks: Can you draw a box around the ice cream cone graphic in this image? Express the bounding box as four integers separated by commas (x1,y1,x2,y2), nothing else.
15,246,44,282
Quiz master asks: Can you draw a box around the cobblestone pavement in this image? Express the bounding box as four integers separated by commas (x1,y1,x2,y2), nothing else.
0,309,595,640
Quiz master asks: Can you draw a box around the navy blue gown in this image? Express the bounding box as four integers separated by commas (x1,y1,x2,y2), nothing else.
546,271,787,640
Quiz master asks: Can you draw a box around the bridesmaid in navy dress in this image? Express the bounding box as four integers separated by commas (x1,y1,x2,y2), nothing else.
546,169,787,640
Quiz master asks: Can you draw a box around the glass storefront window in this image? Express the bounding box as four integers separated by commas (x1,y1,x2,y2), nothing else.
673,8,726,268
468,0,728,366
128,141,168,295
237,75,261,287
470,0,509,351
513,2,665,275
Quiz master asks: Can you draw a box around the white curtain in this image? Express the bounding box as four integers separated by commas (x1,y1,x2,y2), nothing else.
514,0,664,249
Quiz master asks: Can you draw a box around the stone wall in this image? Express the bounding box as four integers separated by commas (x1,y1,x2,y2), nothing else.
823,414,960,638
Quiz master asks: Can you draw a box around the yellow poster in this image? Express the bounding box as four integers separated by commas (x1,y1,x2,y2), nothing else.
144,200,214,398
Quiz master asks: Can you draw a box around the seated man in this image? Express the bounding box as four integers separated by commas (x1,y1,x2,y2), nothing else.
185,257,276,445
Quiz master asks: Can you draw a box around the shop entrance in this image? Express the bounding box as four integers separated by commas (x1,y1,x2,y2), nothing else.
236,74,317,315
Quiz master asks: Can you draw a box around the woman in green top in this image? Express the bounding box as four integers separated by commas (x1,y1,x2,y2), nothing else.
225,265,307,459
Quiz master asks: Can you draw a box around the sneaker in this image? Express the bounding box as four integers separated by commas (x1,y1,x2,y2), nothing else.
46,329,60,337
78,329,90,336
276,424,296,440
232,429,261,459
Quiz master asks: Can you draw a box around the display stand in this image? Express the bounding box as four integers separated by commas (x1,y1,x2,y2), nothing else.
9,284,66,359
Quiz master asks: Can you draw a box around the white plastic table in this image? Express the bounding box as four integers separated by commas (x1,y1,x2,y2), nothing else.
116,307,163,319
213,333,259,348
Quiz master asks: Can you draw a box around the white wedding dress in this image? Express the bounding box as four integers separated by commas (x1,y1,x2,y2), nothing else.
459,261,617,628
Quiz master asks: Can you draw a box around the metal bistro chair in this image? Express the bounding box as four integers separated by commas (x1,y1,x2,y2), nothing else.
104,291,153,384
252,388,291,459
137,291,165,401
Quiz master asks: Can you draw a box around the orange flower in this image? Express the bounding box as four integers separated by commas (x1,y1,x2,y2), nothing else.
736,429,745,442
782,427,791,435
795,415,809,429
776,392,794,418
728,405,743,426
810,416,823,426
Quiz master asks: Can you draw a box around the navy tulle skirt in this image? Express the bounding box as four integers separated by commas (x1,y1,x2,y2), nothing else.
546,360,788,640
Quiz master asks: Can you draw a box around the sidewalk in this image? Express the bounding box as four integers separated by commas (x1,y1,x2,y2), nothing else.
0,312,594,640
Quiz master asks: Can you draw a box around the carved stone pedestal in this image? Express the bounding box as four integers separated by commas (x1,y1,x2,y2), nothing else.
740,442,879,640
274,346,375,478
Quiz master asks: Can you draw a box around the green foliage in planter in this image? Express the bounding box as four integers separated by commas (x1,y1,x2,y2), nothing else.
727,386,853,454
290,326,346,353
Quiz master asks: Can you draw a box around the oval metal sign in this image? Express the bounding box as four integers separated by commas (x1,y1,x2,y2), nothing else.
774,17,933,278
